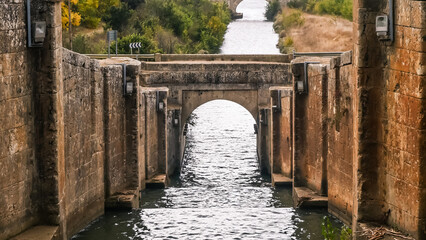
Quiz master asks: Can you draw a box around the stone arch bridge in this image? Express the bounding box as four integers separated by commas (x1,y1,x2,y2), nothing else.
212,0,243,15
139,55,293,180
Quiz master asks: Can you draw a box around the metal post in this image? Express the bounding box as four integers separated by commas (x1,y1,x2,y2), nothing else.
115,39,118,56
137,47,140,60
122,64,127,96
108,38,111,58
26,0,32,47
389,0,394,43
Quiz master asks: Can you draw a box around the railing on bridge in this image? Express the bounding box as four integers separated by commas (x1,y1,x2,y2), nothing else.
86,52,347,62
85,53,293,63
86,54,156,61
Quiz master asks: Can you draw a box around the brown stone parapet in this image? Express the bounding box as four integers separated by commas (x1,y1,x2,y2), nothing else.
155,53,292,63
141,61,292,86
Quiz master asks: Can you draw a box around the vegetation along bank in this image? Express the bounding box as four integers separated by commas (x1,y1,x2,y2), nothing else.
265,0,353,53
62,0,231,54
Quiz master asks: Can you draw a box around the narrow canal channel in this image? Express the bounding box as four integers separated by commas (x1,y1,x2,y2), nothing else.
73,0,342,239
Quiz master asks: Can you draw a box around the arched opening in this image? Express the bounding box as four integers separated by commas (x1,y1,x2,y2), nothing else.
180,100,265,196
180,90,259,131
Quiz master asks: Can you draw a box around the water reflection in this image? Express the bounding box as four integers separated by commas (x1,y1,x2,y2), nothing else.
220,0,280,54
73,101,342,239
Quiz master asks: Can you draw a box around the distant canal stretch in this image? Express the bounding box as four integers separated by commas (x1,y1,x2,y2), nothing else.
73,0,341,239
220,0,280,54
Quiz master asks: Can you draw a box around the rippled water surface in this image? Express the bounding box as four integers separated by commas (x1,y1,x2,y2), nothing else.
220,0,280,54
73,1,342,239
74,101,341,239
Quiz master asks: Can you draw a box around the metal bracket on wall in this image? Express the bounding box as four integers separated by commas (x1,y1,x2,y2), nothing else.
272,90,281,113
156,91,165,112
388,0,394,43
298,61,320,94
121,63,133,96
26,0,46,47
260,109,268,125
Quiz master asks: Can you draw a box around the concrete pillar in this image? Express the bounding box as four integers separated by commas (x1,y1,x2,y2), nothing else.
353,0,426,238
258,108,271,174
352,0,388,231
270,88,293,178
124,64,144,190
291,62,328,195
166,107,182,177
142,88,168,180
31,0,67,236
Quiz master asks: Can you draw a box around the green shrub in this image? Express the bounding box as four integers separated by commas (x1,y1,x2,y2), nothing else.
265,0,281,21
281,9,305,30
103,2,133,32
283,36,294,47
277,36,294,54
68,33,106,54
287,0,309,10
313,0,353,20
321,216,352,240
66,0,231,54
287,0,353,20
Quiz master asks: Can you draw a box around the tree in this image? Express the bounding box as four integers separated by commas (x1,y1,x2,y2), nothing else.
61,0,81,30
77,0,120,28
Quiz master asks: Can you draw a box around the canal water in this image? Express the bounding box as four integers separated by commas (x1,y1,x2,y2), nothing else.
73,0,342,239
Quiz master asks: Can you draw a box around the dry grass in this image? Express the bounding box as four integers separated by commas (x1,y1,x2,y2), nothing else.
286,13,353,52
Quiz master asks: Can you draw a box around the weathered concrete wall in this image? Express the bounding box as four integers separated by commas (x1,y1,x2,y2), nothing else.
141,62,292,86
353,0,426,238
0,0,66,238
291,53,355,225
0,1,39,239
62,49,105,236
125,64,144,190
271,89,293,177
327,57,354,225
102,65,127,196
0,7,144,234
167,107,181,177
61,52,144,237
293,63,328,195
141,89,168,179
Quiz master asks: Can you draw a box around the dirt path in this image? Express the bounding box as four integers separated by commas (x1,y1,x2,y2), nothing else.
287,13,353,52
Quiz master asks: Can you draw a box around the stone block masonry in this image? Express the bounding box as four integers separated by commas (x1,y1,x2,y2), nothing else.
62,49,106,237
352,0,426,238
0,0,40,239
61,52,144,237
0,1,144,235
292,60,329,196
